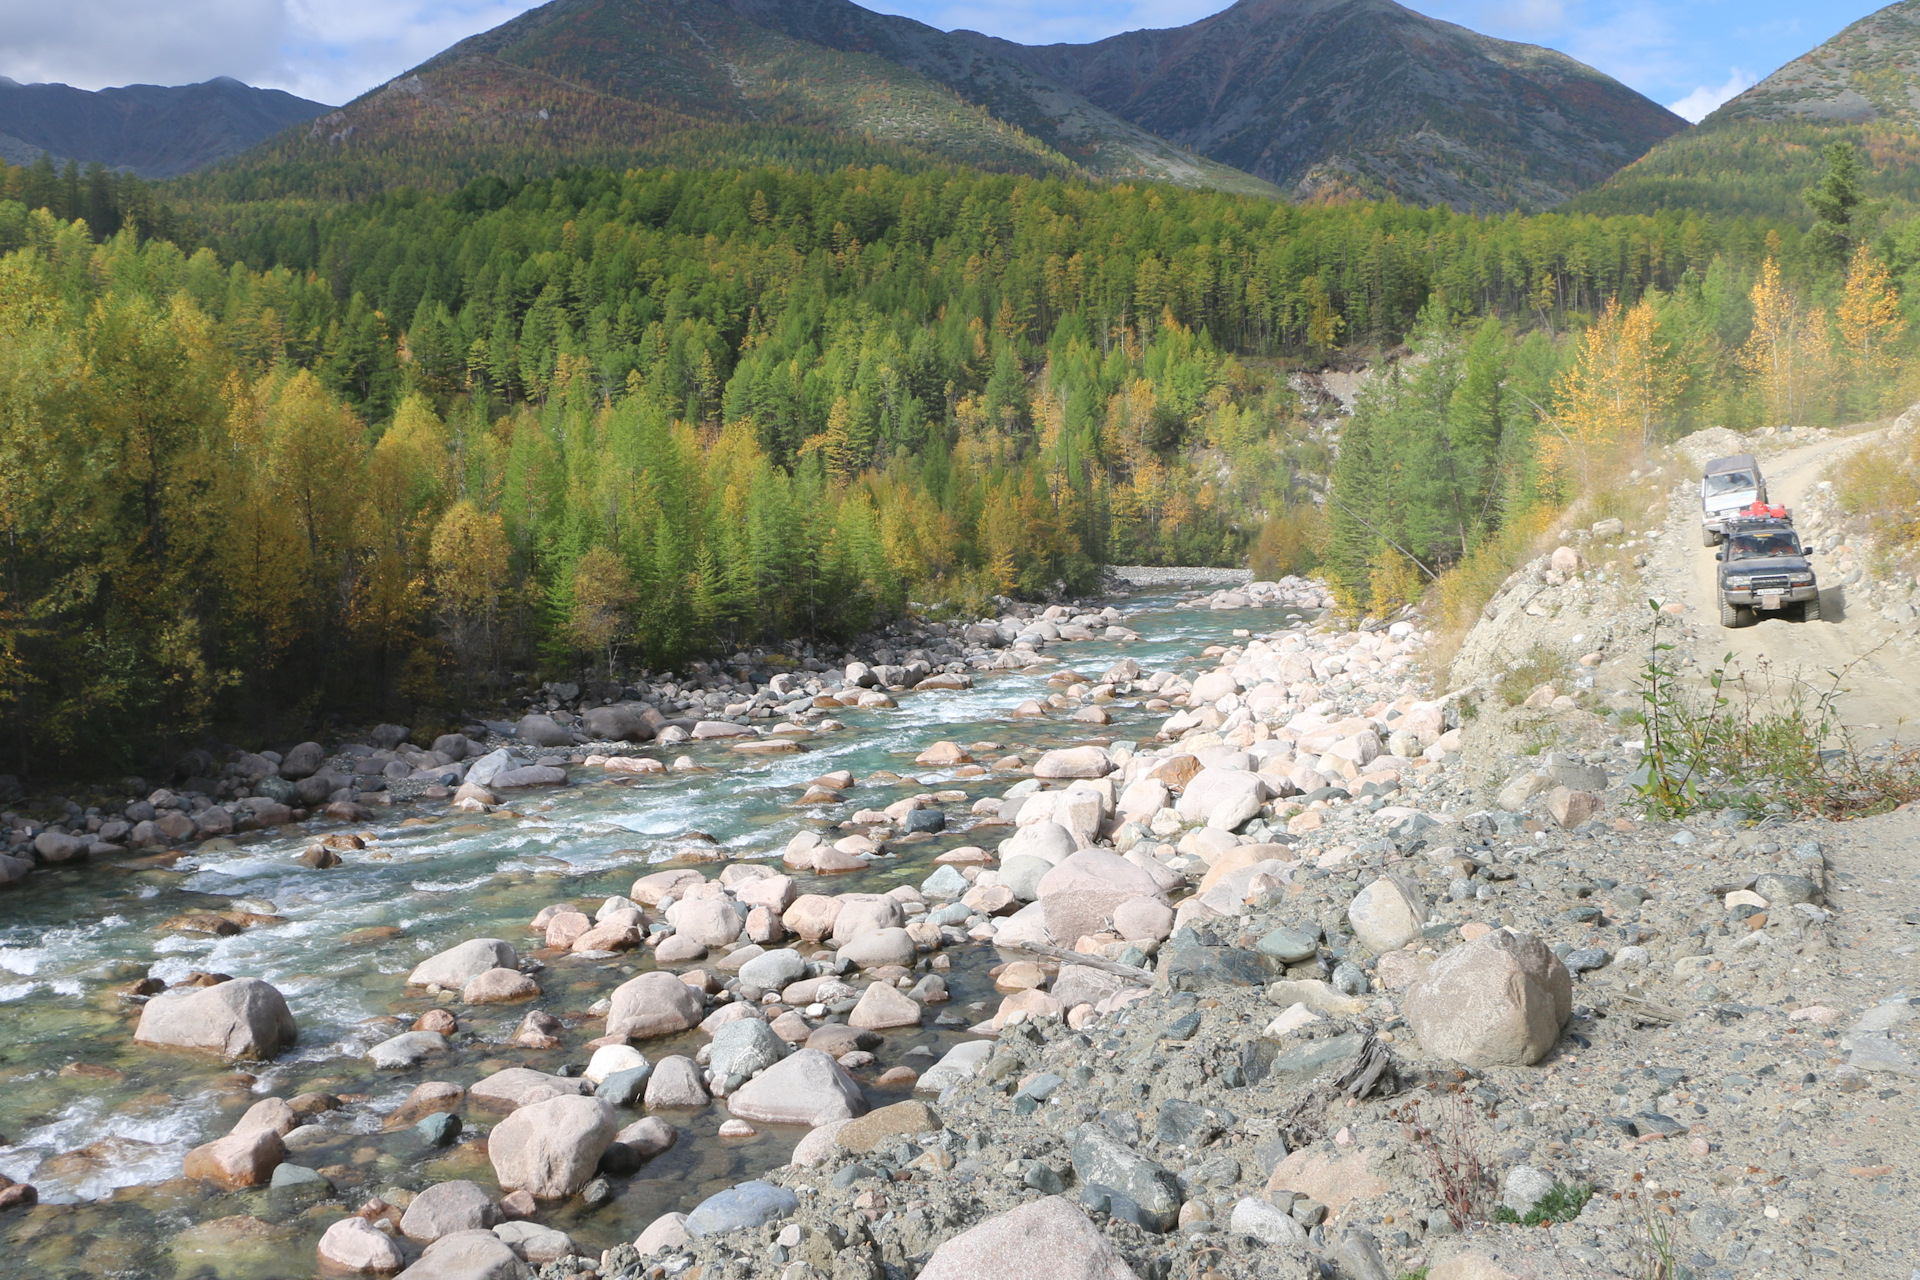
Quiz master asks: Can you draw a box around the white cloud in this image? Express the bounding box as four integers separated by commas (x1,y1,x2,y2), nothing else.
0,0,537,105
1667,66,1758,122
0,0,287,90
277,1,536,103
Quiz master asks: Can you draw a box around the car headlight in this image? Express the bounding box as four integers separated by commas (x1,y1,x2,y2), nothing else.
1790,573,1813,584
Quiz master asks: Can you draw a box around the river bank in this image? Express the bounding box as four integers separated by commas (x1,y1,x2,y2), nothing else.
0,559,1913,1280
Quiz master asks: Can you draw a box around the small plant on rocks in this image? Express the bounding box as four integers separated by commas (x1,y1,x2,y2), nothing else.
1495,642,1574,707
1492,1180,1593,1226
1390,1091,1495,1231
1632,601,1920,818
1620,1183,1692,1280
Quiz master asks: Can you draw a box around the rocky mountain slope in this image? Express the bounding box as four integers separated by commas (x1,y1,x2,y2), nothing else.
968,0,1686,210
0,76,332,178
1707,0,1920,127
210,0,1276,199
206,0,1679,210
1570,0,1920,217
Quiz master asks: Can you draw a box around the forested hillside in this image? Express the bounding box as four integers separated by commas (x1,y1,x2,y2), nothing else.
0,156,1902,770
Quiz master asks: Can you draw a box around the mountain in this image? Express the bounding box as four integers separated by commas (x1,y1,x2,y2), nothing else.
1569,1,1920,218
195,0,1278,202
198,0,1679,211
965,0,1686,210
0,76,332,178
1708,0,1920,127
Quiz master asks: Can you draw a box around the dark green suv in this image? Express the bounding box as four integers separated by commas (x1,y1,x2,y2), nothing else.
1716,518,1820,626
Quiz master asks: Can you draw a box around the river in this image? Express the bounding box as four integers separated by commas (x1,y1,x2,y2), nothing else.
0,592,1307,1278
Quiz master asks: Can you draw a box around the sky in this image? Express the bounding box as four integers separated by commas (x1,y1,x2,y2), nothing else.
0,0,1891,122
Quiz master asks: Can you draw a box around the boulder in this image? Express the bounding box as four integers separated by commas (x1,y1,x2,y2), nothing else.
835,927,915,968
279,742,326,779
668,896,745,947
708,1018,788,1093
830,895,906,945
642,1055,709,1108
1116,777,1170,820
1404,930,1572,1067
317,1216,405,1272
1001,822,1079,864
724,1048,866,1126
584,1044,648,1085
401,1180,497,1242
733,874,797,913
516,715,572,748
1346,876,1427,955
1113,896,1175,942
370,1031,451,1071
1069,1124,1182,1232
183,1128,285,1188
630,867,705,905
606,971,704,1040
1031,746,1114,779
493,1221,576,1265
468,1068,588,1113
395,1229,530,1280
1547,787,1601,829
737,948,806,991
581,705,654,742
491,765,566,790
463,749,515,789
1036,850,1167,949
835,1100,942,1154
407,939,517,989
614,1116,678,1160
393,1081,465,1125
917,1196,1140,1280
848,982,922,1030
1190,671,1240,703
1175,767,1269,830
633,1213,690,1256
683,1180,800,1238
487,1095,617,1199
782,894,842,941
1228,1196,1308,1246
32,831,89,863
134,977,297,1060
461,969,539,1004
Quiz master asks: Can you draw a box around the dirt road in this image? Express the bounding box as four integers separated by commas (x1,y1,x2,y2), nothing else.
1679,429,1920,742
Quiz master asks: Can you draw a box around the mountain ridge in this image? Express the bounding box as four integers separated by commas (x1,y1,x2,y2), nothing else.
963,0,1686,209
192,0,1681,212
0,77,333,178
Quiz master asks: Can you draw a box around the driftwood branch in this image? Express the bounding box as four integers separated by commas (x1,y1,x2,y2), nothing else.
999,939,1154,983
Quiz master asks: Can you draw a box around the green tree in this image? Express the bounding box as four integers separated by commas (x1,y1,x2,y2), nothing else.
1805,142,1863,267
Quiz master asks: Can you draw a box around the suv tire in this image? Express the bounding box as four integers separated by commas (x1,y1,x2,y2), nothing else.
1701,527,1719,547
1802,595,1822,623
1719,601,1747,628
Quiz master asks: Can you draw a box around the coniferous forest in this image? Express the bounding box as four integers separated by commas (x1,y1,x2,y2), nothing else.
0,150,1912,770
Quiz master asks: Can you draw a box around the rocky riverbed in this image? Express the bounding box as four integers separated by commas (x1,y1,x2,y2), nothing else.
1,566,1915,1280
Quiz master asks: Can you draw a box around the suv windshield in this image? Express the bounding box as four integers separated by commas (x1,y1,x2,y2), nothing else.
1705,471,1756,495
1727,530,1801,559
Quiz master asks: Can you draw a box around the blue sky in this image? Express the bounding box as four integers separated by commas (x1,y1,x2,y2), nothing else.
0,0,1890,122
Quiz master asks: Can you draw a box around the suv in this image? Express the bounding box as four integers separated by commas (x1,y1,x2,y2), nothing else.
1716,515,1820,626
1700,453,1767,546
